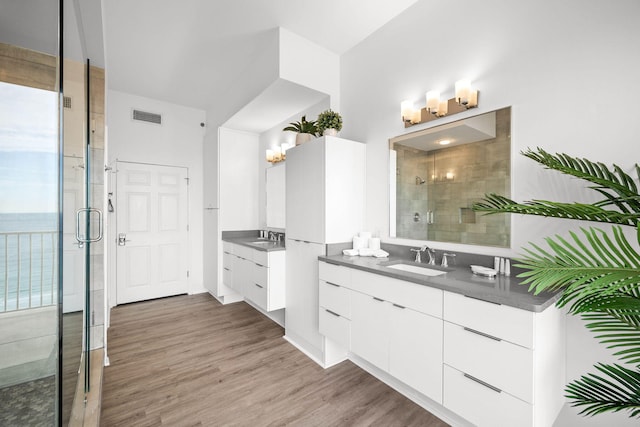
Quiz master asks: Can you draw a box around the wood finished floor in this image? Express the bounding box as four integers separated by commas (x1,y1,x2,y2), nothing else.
101,293,449,427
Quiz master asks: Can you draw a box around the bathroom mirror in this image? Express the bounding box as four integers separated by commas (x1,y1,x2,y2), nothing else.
389,107,511,247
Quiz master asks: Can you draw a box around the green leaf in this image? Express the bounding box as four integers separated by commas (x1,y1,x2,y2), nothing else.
566,363,640,417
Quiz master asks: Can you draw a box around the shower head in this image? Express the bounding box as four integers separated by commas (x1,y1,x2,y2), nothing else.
415,176,426,185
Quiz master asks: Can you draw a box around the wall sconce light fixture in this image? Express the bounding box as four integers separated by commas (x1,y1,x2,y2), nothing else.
266,142,294,164
401,79,479,128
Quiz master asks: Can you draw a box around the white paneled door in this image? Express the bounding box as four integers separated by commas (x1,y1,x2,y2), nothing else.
116,162,188,304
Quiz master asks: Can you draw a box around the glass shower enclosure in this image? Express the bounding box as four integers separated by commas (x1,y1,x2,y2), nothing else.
0,1,105,425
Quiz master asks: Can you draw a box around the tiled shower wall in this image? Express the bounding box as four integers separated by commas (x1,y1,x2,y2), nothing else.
396,108,511,247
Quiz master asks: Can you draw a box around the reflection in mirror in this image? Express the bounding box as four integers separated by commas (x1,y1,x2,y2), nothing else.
390,107,511,247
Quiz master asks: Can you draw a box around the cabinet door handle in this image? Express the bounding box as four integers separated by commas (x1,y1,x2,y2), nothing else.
325,309,340,317
463,327,502,342
392,303,406,309
255,262,265,267
463,373,502,393
326,282,340,288
373,297,384,302
254,283,264,289
223,267,230,271
464,294,501,305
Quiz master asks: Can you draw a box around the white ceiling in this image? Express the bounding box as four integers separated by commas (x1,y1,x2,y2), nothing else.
103,0,418,114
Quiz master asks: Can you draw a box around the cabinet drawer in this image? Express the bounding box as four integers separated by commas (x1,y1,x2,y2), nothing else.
319,307,350,349
253,263,268,288
222,263,233,287
444,322,533,403
223,252,234,270
444,365,532,427
351,269,442,318
235,244,254,261
319,262,351,287
254,249,269,266
246,281,268,310
444,292,534,348
319,280,352,319
222,241,234,255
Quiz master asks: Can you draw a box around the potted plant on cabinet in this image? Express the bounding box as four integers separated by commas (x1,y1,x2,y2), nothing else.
283,115,318,146
316,109,343,136
473,148,640,420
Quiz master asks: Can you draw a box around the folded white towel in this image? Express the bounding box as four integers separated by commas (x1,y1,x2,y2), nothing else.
373,249,389,258
359,248,375,256
342,249,359,256
369,237,381,250
353,236,366,250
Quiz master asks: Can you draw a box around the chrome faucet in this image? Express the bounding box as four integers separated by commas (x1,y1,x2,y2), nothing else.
441,252,456,267
268,231,276,241
410,245,429,263
426,247,436,265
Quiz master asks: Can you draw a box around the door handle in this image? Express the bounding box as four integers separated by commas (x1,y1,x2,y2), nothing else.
75,208,103,243
118,233,131,246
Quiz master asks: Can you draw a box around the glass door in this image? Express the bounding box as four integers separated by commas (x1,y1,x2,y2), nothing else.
0,2,62,426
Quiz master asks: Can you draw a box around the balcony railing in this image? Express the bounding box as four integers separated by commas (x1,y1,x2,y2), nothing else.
0,231,57,312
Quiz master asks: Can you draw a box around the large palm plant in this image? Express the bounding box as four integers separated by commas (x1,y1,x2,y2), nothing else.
473,148,640,418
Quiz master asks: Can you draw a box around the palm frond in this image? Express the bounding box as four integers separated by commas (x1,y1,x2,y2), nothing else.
580,310,640,364
472,194,640,227
515,227,640,299
566,363,640,418
522,148,640,214
473,148,640,225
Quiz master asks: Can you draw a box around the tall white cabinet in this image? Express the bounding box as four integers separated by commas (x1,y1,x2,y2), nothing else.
204,127,259,301
285,136,365,366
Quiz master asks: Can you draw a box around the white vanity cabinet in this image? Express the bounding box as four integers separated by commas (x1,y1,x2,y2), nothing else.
442,291,565,427
318,262,444,404
318,262,352,350
221,242,285,312
317,260,565,427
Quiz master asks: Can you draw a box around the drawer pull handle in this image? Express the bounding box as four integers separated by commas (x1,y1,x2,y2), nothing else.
326,282,340,288
255,262,265,267
325,309,341,317
392,303,406,309
373,297,384,302
463,294,501,305
254,283,264,289
463,327,502,342
223,267,230,271
463,373,502,393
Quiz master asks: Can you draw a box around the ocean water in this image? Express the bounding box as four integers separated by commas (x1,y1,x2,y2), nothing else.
0,213,58,312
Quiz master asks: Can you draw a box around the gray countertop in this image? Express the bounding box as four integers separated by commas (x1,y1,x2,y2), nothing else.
318,254,561,312
222,236,286,252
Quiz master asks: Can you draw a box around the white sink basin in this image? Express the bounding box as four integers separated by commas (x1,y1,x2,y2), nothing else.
250,240,277,245
386,263,446,277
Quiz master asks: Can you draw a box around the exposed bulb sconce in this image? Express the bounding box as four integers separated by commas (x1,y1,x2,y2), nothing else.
266,142,294,164
401,79,479,128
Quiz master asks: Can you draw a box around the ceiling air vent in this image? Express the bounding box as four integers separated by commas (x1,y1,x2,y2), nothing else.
132,109,162,125
63,96,72,109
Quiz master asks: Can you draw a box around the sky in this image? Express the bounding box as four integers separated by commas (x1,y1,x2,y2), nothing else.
0,82,59,213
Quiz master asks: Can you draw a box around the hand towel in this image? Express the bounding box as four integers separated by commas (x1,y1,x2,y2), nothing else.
342,249,359,256
369,237,381,250
353,236,366,250
373,249,389,258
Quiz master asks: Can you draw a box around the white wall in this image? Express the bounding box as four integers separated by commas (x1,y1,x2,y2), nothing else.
279,28,340,110
340,1,640,425
107,90,206,297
